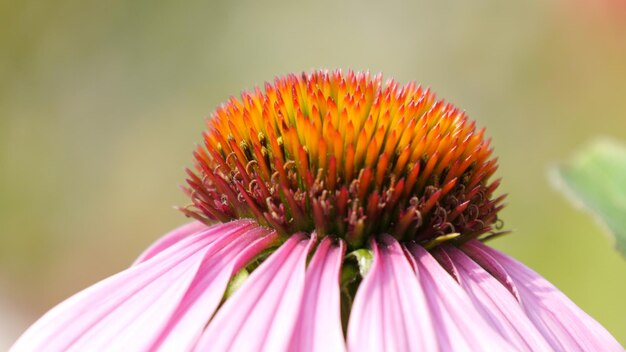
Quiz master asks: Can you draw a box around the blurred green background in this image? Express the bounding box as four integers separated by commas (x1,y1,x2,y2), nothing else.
2,0,626,347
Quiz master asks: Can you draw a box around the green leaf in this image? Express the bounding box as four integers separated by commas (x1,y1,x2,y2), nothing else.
554,138,626,258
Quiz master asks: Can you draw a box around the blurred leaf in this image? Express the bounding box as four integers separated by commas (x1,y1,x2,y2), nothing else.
554,138,626,258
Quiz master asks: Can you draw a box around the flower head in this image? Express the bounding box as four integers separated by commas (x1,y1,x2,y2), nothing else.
12,70,623,352
183,70,503,249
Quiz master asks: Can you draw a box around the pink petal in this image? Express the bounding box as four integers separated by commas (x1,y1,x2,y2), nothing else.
289,237,346,352
149,228,276,351
133,220,211,265
347,235,437,352
441,245,552,351
11,220,274,352
406,243,514,351
464,241,624,351
194,233,313,351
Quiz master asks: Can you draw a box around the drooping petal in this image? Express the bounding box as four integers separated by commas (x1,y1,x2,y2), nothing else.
11,220,275,352
194,233,313,351
289,237,346,352
463,240,624,352
133,220,210,264
150,228,276,351
347,235,437,352
406,243,514,351
441,245,552,351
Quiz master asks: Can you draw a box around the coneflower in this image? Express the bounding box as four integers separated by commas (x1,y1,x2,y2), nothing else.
12,70,623,351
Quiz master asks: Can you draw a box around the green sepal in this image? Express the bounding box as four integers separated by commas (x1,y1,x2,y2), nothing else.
224,268,250,299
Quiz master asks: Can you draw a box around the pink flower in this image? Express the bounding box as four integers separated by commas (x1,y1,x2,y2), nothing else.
12,71,623,351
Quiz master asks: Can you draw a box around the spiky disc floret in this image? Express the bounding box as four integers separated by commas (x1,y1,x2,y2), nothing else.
182,70,505,249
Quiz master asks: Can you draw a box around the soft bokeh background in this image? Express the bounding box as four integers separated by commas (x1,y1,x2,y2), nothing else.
2,0,626,347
